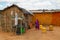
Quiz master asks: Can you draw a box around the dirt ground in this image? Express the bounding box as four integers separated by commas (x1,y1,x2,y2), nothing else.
0,26,60,40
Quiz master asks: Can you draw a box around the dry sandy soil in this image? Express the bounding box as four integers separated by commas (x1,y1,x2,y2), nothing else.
0,26,60,40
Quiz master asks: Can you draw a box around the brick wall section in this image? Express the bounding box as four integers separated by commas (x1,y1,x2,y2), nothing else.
32,12,60,26
52,12,60,26
32,12,52,25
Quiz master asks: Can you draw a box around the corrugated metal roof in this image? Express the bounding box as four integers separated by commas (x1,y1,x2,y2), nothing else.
30,10,60,13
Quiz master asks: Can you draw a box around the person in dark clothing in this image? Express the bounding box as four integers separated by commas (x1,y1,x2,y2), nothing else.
16,24,21,35
16,20,21,35
35,19,39,30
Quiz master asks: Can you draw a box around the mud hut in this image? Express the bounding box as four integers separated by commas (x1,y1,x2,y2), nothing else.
0,4,33,32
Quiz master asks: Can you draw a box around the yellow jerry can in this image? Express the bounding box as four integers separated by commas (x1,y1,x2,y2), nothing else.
49,25,53,31
42,27,47,33
39,25,43,30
